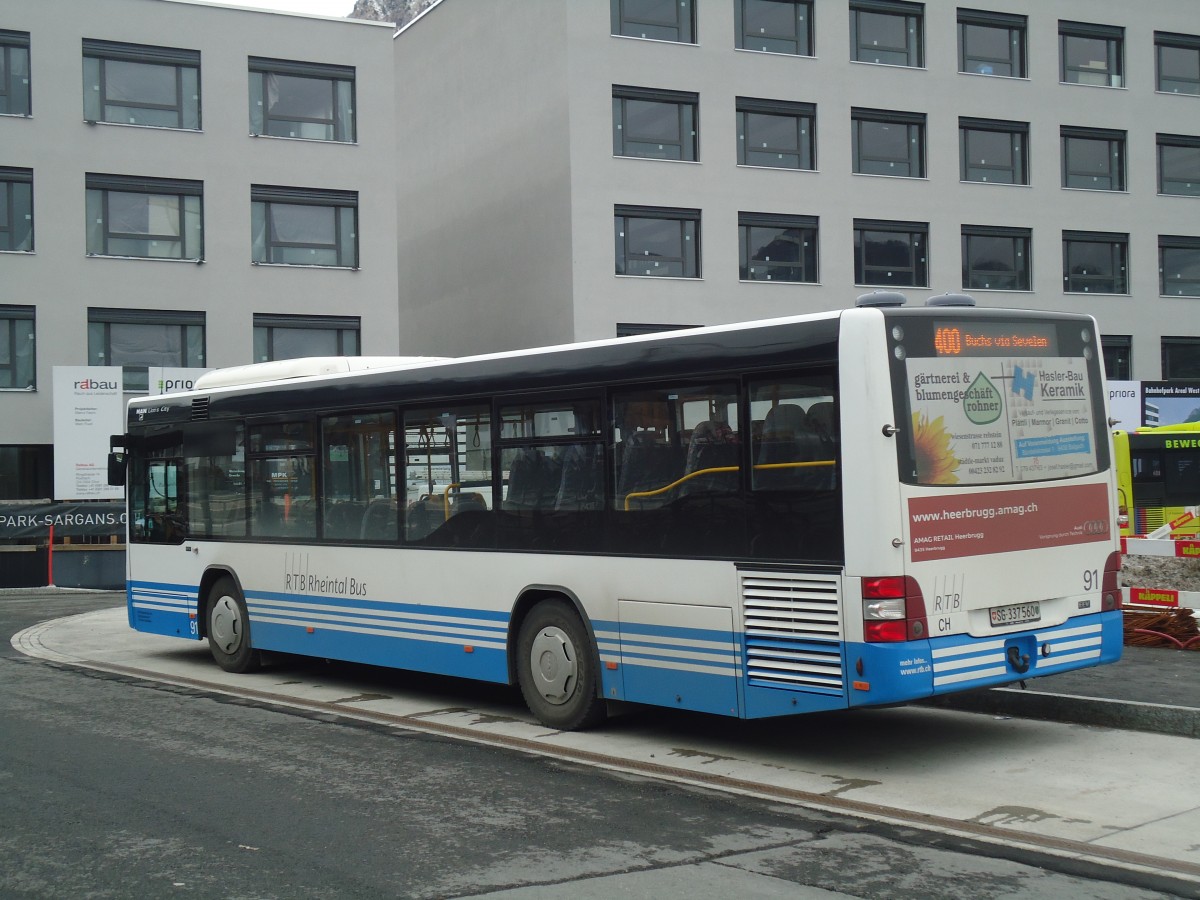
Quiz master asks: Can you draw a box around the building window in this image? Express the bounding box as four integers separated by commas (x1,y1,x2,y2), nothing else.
1102,335,1131,380
854,219,927,287
248,57,355,142
82,39,200,129
959,118,1028,184
850,0,923,68
0,445,51,500
1162,338,1200,380
612,86,698,161
1159,235,1200,297
0,166,33,252
85,174,203,260
251,185,358,268
253,314,360,362
1061,127,1125,191
739,212,818,283
958,9,1026,77
852,108,924,177
1156,31,1200,95
1060,21,1123,87
1158,133,1200,196
615,205,700,278
961,226,1031,291
611,0,694,43
1062,231,1128,294
88,308,205,393
736,0,813,55
0,30,31,116
0,305,35,390
736,97,815,170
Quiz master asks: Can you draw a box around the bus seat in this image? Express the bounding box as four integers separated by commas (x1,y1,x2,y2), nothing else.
555,443,603,510
359,499,398,540
682,420,738,495
755,404,820,489
618,430,683,509
804,401,839,488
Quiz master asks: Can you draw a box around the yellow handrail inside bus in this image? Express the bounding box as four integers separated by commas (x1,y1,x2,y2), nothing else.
623,460,836,511
443,483,459,520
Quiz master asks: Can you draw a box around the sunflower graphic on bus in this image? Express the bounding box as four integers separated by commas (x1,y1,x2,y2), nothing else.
912,411,960,484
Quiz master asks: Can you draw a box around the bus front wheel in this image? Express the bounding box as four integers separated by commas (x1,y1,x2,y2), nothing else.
517,599,605,731
206,576,261,674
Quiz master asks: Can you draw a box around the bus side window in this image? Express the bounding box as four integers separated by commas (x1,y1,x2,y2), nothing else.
140,459,186,543
403,405,492,544
749,379,839,491
247,422,316,540
321,412,398,542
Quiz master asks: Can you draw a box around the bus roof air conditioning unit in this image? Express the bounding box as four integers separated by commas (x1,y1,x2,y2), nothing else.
855,291,908,308
925,292,976,307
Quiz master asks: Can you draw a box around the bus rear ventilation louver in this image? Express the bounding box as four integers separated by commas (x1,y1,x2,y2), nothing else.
739,569,843,693
190,397,210,421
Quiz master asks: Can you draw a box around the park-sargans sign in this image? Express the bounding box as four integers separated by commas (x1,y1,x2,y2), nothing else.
0,503,127,540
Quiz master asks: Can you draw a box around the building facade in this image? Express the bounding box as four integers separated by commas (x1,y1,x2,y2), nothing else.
0,0,396,499
393,0,1200,382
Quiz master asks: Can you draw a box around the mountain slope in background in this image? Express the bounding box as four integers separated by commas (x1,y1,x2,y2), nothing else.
349,0,436,28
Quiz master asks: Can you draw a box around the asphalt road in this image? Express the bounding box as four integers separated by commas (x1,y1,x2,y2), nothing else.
0,591,1188,899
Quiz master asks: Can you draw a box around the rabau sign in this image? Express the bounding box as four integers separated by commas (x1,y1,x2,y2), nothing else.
52,366,124,501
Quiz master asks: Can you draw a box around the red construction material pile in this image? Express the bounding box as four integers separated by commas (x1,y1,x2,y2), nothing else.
1123,607,1200,650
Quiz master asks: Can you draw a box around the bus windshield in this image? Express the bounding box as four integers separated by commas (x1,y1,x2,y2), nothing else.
888,314,1108,487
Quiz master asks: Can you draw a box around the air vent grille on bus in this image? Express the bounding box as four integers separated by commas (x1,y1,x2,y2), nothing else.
191,397,210,421
739,569,843,694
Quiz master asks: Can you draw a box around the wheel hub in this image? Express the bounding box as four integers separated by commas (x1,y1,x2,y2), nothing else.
210,595,243,654
529,626,577,705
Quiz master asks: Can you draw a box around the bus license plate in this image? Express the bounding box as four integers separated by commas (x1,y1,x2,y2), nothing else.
989,602,1040,627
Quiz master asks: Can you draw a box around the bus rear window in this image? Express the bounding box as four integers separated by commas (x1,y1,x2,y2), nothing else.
889,315,1106,487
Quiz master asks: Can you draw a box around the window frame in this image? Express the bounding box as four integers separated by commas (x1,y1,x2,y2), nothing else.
735,0,813,56
1059,20,1124,88
611,85,699,162
961,225,1031,292
1157,133,1200,196
1155,31,1200,96
82,39,200,130
0,304,35,391
84,173,204,261
0,166,33,252
87,307,206,393
1159,235,1200,298
0,29,31,116
957,9,1026,78
739,212,819,283
1061,126,1126,191
853,218,929,288
253,313,361,362
850,0,924,68
852,107,925,178
614,204,701,279
248,56,356,143
736,97,816,170
610,0,695,43
1101,335,1131,381
959,117,1028,185
1062,230,1129,295
250,184,359,269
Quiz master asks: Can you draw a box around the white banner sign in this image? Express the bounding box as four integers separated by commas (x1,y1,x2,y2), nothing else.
148,367,212,396
53,366,124,500
1107,380,1141,429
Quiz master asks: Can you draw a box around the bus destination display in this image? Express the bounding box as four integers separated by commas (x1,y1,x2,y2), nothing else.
933,321,1058,358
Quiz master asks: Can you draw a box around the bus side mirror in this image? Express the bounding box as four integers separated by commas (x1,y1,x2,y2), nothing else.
108,452,126,487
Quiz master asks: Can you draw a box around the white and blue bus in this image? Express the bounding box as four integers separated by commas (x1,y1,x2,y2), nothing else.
112,296,1123,730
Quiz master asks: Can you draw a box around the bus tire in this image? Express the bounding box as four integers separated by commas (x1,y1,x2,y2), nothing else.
517,599,606,731
206,576,261,674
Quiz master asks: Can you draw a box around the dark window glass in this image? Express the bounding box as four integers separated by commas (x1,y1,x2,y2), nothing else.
739,213,818,283
0,30,31,116
1155,32,1200,95
251,185,357,268
1062,127,1125,190
253,314,360,362
249,57,355,142
132,456,186,544
248,422,316,540
403,405,492,546
852,109,925,177
0,305,35,390
958,10,1026,77
737,98,815,169
0,166,33,251
959,118,1027,184
322,412,398,542
85,174,203,260
961,226,1031,291
185,424,247,540
87,307,205,392
1162,338,1200,380
611,0,694,43
1060,21,1123,87
854,220,928,287
1159,235,1200,297
612,87,698,161
615,205,700,278
1062,231,1128,294
1102,335,1131,380
736,0,813,55
0,445,51,500
850,1,923,67
82,40,200,129
1158,134,1200,196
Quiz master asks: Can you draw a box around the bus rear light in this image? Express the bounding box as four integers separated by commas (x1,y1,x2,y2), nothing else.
862,576,928,642
1101,550,1123,611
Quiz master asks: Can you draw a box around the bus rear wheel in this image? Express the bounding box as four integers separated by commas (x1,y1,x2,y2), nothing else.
517,599,606,731
206,576,261,674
